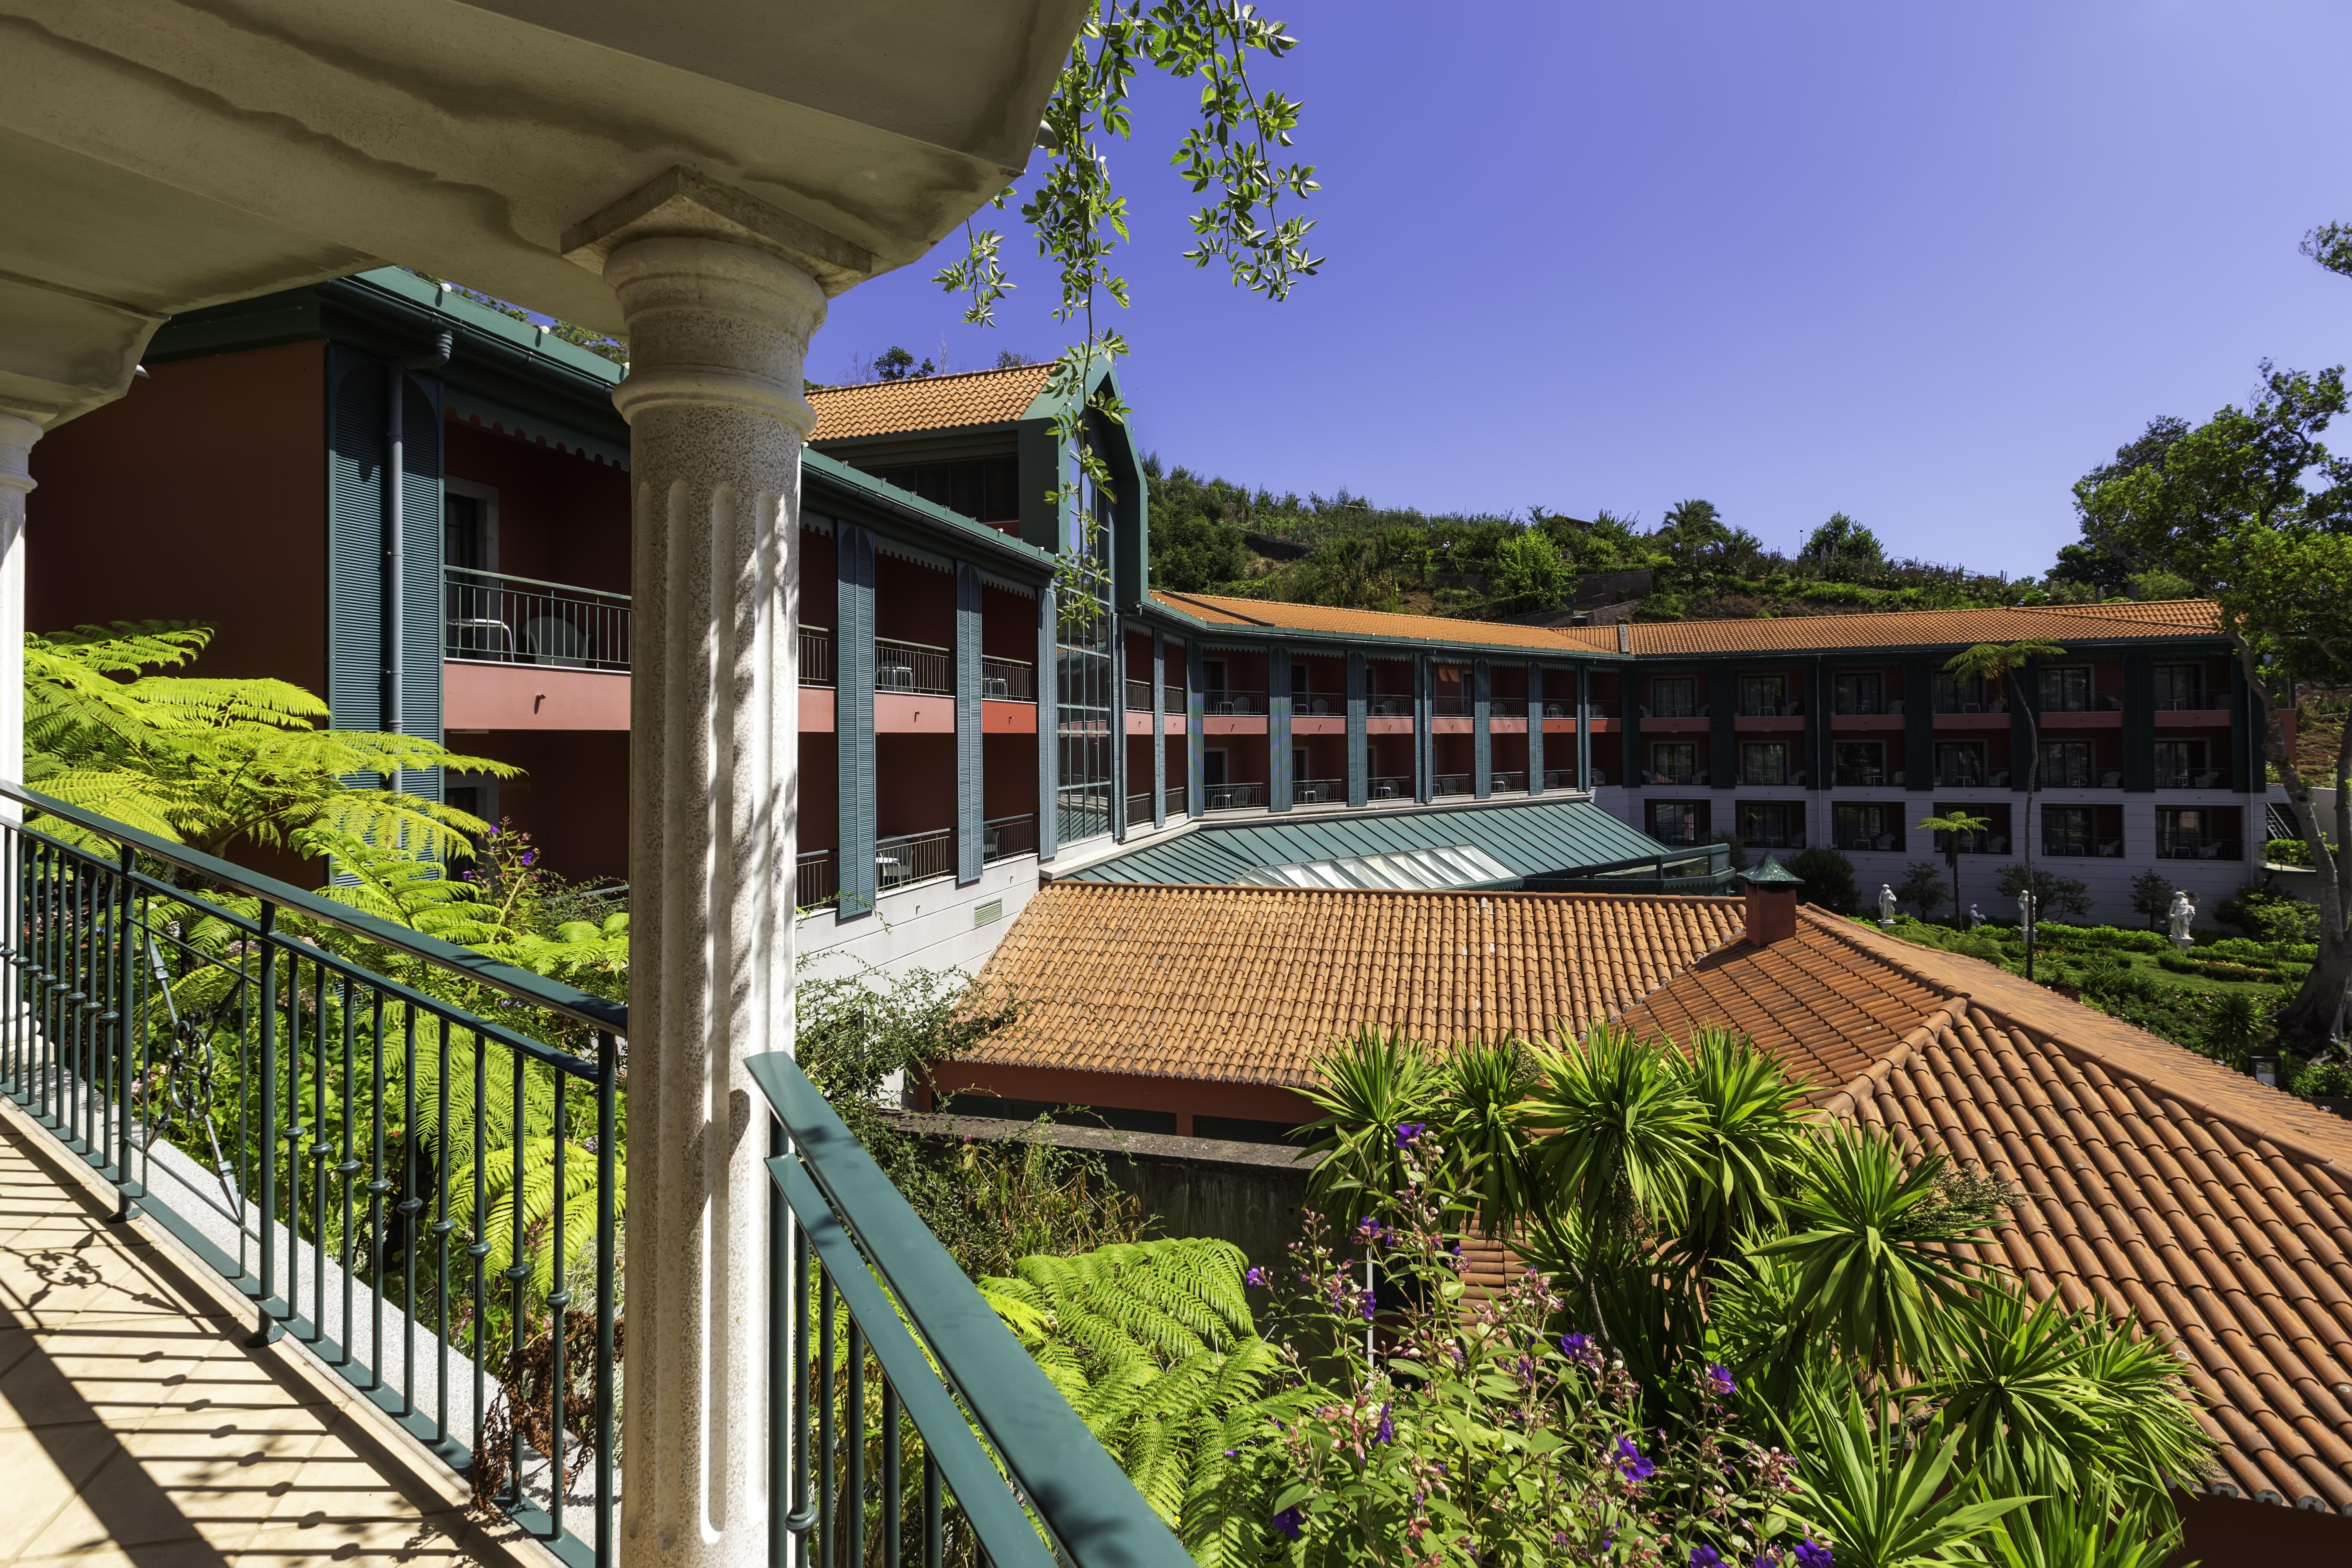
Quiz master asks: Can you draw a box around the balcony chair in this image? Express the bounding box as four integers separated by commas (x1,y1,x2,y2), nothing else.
1888,699,1904,714
2199,841,2224,858
878,664,916,691
1791,770,1806,786
1693,770,1709,786
1987,835,2009,854
2099,839,2122,856
1591,768,1606,785
1990,771,2009,786
1892,770,1906,786
524,615,589,668
2101,771,2122,788
2195,770,2221,788
2103,695,2123,711
1875,833,1895,851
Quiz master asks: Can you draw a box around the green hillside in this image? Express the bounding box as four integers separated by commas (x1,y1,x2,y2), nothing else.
1144,457,2111,624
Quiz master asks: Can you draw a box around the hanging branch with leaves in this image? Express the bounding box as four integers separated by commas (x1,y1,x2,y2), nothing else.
936,1,1322,602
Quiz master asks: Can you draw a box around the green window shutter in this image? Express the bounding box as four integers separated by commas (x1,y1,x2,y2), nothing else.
399,372,445,803
327,346,388,740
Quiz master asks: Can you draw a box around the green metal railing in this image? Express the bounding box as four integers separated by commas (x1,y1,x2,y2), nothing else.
748,1051,1194,1568
0,782,624,1566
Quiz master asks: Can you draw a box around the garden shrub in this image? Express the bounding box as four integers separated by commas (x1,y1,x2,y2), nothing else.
2032,923,2167,955
2217,882,2319,944
1785,846,1858,914
2290,1059,2352,1100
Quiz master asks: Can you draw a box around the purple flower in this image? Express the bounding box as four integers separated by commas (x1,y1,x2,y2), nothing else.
1223,1448,1238,1458
1615,1435,1655,1483
1245,1267,1267,1288
1395,1120,1427,1149
1271,1506,1305,1541
1752,1553,1781,1568
1559,1332,1596,1364
520,850,536,866
1360,1289,1377,1322
1375,1402,1394,1444
1793,1541,1832,1568
1356,1215,1388,1243
1704,1361,1737,1398
1690,1550,1724,1568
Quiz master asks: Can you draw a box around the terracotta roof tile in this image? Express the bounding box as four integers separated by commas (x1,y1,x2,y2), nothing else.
958,883,1744,1087
806,364,1054,442
962,883,2352,1509
1146,590,2223,657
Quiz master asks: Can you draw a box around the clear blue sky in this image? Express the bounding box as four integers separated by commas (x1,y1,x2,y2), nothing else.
817,2,2352,579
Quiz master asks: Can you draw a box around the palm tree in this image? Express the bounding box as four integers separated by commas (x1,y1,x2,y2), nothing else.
1942,641,2067,975
1918,810,1992,926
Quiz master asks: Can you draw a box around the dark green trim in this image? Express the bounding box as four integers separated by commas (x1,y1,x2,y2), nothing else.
1185,640,1206,817
1904,661,1934,791
837,526,878,918
1269,646,1294,812
1709,667,1736,790
1346,651,1368,809
1038,585,1060,861
1150,632,1167,829
1473,659,1492,800
1527,662,1546,795
956,563,984,885
2123,653,2154,792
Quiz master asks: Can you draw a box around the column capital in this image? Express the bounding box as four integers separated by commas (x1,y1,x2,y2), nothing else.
564,165,875,293
604,234,827,439
0,412,39,497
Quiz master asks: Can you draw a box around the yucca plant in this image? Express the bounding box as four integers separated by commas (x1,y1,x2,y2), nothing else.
1520,1023,1705,1237
1790,1389,2035,1568
1677,1028,1810,1271
1430,1035,1541,1235
1973,1486,2187,1568
1750,1125,1987,1374
1295,1027,1442,1223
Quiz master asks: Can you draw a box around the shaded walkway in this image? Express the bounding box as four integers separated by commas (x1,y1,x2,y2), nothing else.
0,1101,539,1568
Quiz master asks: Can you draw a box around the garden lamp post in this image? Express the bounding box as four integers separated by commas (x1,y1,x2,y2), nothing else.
1945,641,2065,981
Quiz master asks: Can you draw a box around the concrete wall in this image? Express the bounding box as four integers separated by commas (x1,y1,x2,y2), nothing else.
899,1112,1319,1269
799,851,1040,982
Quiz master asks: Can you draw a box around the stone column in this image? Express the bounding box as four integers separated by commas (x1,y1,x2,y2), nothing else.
0,413,34,795
603,232,824,1568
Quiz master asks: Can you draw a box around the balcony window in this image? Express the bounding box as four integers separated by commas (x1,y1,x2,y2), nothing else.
1933,672,1991,713
1739,801,1804,849
2038,665,2092,713
1933,741,1985,786
2036,739,2094,788
2157,807,2236,859
2040,804,2120,859
2154,663,2206,710
1833,741,1885,787
1739,742,1789,785
1833,802,1898,852
2154,739,2216,789
1651,742,1697,784
1650,676,1697,718
1931,803,2007,855
1832,671,1884,715
1649,800,1705,846
1737,673,1788,717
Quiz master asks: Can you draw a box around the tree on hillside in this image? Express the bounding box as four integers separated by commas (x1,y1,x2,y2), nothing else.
2303,220,2352,278
1657,499,1731,572
1487,527,1570,610
1804,512,1884,577
2075,361,2352,1042
871,345,936,381
2053,417,2190,596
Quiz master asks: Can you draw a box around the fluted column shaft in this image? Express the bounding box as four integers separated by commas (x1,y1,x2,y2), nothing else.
606,235,824,1568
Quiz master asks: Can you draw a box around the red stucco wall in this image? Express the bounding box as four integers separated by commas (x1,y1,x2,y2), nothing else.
27,342,329,692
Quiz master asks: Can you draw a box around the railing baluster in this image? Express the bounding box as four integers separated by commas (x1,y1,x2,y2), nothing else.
882,1380,900,1568
312,956,329,1339
434,1011,454,1448
788,1217,813,1568
368,992,390,1394
550,1069,570,1541
251,902,280,1346
846,1319,864,1568
596,1028,618,1566
471,1022,490,1473
818,1267,835,1568
922,1454,940,1568
339,976,359,1363
506,1031,528,1508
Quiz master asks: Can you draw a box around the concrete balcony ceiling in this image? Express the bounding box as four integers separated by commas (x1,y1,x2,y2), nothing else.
0,0,1085,424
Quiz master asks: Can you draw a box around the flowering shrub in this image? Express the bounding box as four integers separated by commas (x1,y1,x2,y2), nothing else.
1189,1140,1820,1568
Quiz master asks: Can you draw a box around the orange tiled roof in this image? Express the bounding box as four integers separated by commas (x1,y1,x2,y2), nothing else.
959,882,1745,1086
806,364,1055,442
961,884,2352,1508
1146,590,2223,658
1149,590,1613,654
1625,908,2352,1510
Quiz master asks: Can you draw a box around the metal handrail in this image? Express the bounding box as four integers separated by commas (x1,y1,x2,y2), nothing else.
801,626,834,688
796,848,839,912
748,1052,1194,1568
1432,773,1472,796
445,565,630,674
1292,777,1343,804
0,780,623,1564
1543,769,1577,789
982,656,1033,702
982,814,1036,863
876,828,954,889
1203,782,1265,811
1369,775,1412,799
1492,771,1528,791
877,638,953,697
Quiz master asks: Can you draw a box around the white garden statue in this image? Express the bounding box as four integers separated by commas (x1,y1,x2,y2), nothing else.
2167,889,2196,950
2017,887,2037,939
1878,884,1898,928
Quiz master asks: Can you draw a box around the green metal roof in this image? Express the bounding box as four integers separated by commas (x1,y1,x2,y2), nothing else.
1741,854,1806,886
1062,799,1670,887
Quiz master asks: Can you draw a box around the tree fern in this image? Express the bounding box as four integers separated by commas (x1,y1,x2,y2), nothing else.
446,1134,620,1300
981,1237,1288,1536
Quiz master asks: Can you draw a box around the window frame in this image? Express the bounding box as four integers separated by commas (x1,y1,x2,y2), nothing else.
1831,670,1884,716
2035,739,2094,788
1649,676,1697,718
1738,741,1790,786
2152,663,2206,711
1736,673,1789,717
2037,664,2093,714
1737,800,1805,849
1650,742,1698,784
1833,739,1886,786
